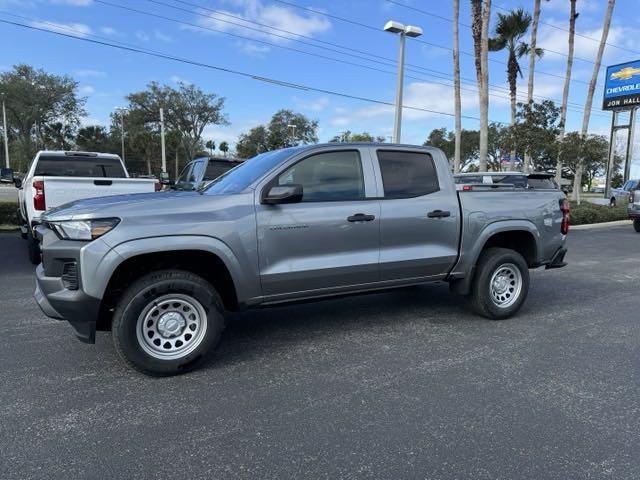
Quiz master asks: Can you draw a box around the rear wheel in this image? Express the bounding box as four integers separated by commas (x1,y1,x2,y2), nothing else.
26,228,40,265
112,270,225,376
634,219,640,233
468,247,529,320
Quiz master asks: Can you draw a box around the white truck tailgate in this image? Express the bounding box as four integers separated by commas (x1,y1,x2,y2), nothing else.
41,177,157,209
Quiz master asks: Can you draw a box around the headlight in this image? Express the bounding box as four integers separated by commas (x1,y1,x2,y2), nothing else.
49,218,120,241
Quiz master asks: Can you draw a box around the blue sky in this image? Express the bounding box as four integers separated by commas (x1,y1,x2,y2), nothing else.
1,0,637,148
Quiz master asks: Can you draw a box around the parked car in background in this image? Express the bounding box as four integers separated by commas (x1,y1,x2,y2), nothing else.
610,179,639,206
173,156,243,191
454,172,560,190
15,150,160,264
627,189,640,232
35,143,568,375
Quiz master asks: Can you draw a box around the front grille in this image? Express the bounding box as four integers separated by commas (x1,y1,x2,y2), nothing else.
61,262,79,290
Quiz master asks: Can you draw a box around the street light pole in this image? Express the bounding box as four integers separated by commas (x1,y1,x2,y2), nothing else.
383,21,423,143
159,107,167,174
287,124,297,145
1,96,9,169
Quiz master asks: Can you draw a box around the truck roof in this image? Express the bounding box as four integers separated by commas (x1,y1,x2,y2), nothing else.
36,150,122,159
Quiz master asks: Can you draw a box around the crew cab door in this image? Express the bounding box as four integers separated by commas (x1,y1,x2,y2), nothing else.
255,148,380,299
373,148,460,281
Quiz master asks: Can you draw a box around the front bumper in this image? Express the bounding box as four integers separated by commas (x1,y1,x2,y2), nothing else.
33,225,102,344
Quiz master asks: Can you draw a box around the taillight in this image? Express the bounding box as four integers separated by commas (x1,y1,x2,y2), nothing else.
462,185,473,191
33,180,46,211
560,198,570,235
154,181,161,192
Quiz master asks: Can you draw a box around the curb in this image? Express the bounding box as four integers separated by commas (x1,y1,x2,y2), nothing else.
571,220,631,230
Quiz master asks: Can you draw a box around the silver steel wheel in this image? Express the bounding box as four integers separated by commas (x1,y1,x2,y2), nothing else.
489,263,522,308
136,294,208,360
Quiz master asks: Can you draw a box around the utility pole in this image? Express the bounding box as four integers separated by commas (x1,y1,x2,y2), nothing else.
287,124,297,145
384,21,423,143
159,107,167,174
1,95,9,168
115,107,127,165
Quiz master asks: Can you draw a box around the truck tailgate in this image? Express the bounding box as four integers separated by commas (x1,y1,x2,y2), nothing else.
40,177,158,209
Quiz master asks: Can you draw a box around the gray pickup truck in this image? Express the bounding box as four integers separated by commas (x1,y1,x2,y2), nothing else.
35,144,569,375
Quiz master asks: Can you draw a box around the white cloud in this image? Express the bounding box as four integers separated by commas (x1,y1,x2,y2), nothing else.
78,85,95,95
74,69,106,78
30,20,92,37
51,0,93,5
537,23,640,66
100,26,119,36
330,82,469,128
294,95,330,113
154,30,172,43
136,31,150,42
236,40,270,56
169,75,191,85
191,0,331,54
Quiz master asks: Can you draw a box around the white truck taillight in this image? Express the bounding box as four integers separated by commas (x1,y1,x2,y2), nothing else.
33,180,46,211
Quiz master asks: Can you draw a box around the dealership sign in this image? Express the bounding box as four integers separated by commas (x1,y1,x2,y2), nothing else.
603,60,640,110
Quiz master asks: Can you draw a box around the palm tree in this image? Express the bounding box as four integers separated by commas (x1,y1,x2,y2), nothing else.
453,0,462,173
572,0,615,203
524,0,544,172
489,8,542,169
470,0,491,172
555,0,578,186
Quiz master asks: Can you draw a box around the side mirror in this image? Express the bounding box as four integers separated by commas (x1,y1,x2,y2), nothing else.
13,177,22,189
160,172,174,186
263,184,303,204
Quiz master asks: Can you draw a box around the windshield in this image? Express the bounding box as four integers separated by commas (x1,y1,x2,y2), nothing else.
34,155,126,178
202,148,301,195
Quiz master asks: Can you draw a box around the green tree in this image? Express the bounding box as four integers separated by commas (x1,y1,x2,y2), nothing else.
489,9,543,169
236,110,318,159
126,81,228,161
0,64,86,170
219,141,229,157
424,127,481,171
329,131,385,142
42,121,75,150
559,132,608,189
507,100,560,171
205,139,216,154
75,125,116,153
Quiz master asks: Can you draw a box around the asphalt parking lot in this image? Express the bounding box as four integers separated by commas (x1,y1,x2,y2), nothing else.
1,225,640,479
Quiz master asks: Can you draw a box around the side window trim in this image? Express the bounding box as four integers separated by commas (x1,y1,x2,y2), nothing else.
374,149,440,199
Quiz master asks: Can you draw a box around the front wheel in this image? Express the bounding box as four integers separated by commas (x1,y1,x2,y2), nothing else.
468,248,530,320
112,270,225,376
634,219,640,233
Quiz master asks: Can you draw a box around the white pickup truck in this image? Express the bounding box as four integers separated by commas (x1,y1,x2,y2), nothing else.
16,150,160,264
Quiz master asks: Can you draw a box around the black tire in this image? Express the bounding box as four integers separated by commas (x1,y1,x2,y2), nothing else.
112,270,225,376
634,219,640,233
468,247,530,320
26,228,40,265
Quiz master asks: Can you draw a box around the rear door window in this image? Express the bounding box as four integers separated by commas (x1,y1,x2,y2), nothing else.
34,155,126,177
377,150,439,198
203,161,236,181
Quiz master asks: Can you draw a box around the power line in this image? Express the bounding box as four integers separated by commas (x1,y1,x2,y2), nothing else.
493,1,640,58
384,0,606,72
273,0,598,87
95,0,605,117
0,18,496,124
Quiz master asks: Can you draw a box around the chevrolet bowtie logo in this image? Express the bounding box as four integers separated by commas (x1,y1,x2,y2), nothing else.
611,66,640,81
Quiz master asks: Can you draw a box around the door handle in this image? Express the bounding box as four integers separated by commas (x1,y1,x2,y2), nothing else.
347,213,376,222
427,209,451,218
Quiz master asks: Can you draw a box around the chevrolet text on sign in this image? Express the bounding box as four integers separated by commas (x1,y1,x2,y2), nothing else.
603,60,640,110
